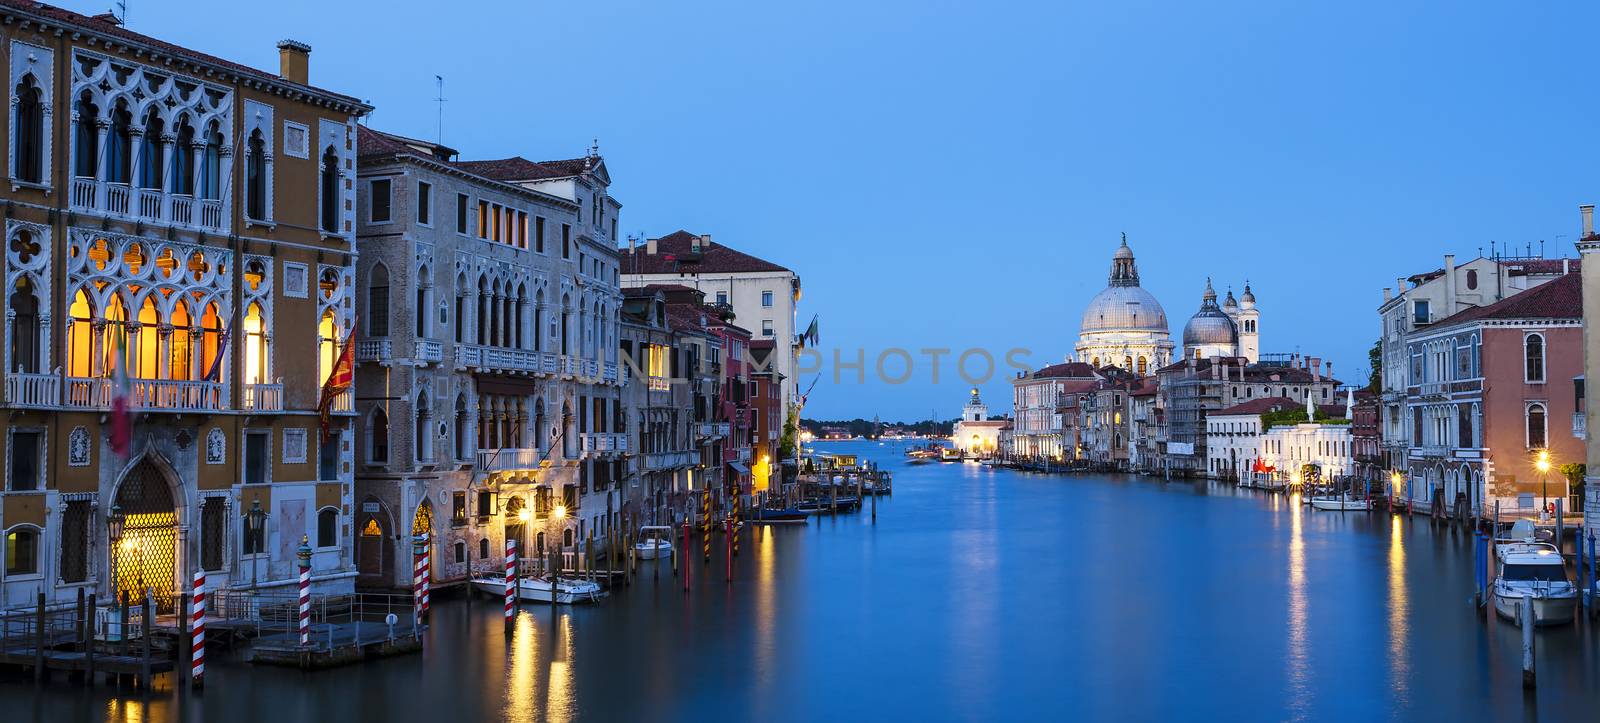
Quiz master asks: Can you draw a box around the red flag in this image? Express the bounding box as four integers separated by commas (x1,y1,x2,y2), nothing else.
318,319,357,443
109,323,133,457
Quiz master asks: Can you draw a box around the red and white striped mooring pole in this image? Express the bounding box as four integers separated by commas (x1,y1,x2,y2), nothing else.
504,539,517,628
191,570,206,689
421,540,431,615
412,533,428,627
297,535,312,646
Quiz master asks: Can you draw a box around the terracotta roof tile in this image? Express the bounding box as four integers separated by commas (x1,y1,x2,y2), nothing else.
1431,272,1580,327
453,156,592,181
621,231,792,275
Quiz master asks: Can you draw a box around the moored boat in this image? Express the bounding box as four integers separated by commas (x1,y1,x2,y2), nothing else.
1494,519,1554,560
751,507,809,524
1309,495,1369,511
634,525,674,559
470,573,605,604
1492,543,1577,626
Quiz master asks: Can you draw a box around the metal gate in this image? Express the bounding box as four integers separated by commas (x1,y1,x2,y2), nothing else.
112,459,178,613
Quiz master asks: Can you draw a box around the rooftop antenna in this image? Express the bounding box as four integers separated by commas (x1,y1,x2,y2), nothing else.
434,75,447,145
112,0,127,24
1539,239,1545,258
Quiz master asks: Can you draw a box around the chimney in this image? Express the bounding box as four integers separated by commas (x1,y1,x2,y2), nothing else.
690,235,702,254
1311,358,1322,382
1563,259,1570,275
1326,361,1333,382
700,234,712,249
277,40,311,86
646,237,658,255
1383,287,1391,302
1583,204,1595,238
1443,254,1457,315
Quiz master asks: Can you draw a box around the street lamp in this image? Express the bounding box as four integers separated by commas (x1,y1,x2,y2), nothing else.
1535,449,1552,515
246,499,267,590
107,504,125,605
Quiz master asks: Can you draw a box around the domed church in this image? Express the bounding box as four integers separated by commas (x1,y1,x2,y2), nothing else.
1074,236,1174,375
1180,278,1260,363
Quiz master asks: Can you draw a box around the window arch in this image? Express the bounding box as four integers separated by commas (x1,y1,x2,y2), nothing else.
73,91,99,179
534,288,545,352
243,302,268,385
137,107,164,189
476,274,489,345
169,300,192,380
134,295,159,378
199,302,223,381
172,117,196,196
4,525,41,575
1524,333,1544,383
13,76,44,184
368,264,390,337
1526,403,1546,449
245,129,267,220
107,102,133,184
454,272,468,344
369,406,390,463
8,276,40,373
201,122,223,200
320,146,340,233
318,310,339,387
67,289,95,377
316,507,338,548
415,391,432,463
534,398,547,454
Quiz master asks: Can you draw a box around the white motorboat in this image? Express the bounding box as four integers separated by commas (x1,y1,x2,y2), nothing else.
1494,519,1554,559
1309,495,1369,511
634,526,674,560
470,573,605,604
1492,543,1577,626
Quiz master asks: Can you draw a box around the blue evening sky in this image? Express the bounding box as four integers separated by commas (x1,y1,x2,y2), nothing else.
101,0,1599,421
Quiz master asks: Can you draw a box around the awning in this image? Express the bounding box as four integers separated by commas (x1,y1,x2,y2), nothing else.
728,461,751,475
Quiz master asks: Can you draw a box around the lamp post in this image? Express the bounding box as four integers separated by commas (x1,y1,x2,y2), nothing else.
107,504,125,605
1535,450,1552,517
246,499,267,591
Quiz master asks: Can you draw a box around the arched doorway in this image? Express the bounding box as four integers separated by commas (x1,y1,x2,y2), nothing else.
110,458,178,612
504,495,526,556
356,496,393,586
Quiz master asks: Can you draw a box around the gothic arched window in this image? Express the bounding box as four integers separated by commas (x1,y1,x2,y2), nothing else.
201,123,223,200
73,92,99,179
320,146,339,232
7,276,40,373
172,118,196,196
244,302,268,385
1524,334,1544,383
137,107,164,189
415,392,432,463
107,103,133,184
245,130,266,220
13,76,44,184
370,407,390,464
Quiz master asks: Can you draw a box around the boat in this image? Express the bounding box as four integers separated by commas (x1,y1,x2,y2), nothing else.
1492,543,1577,626
1495,519,1555,559
470,573,605,604
796,500,828,515
751,507,809,524
1309,493,1369,511
634,525,674,560
939,447,962,462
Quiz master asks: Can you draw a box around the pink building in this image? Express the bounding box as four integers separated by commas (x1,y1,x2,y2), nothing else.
1402,271,1583,516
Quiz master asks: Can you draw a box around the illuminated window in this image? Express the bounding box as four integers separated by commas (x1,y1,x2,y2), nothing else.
68,290,94,377
318,310,338,386
135,296,159,378
244,302,267,385
169,301,192,380
4,527,39,575
199,302,223,381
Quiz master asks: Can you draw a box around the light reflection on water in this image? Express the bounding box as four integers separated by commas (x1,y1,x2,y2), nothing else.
1286,492,1309,717
1388,514,1410,704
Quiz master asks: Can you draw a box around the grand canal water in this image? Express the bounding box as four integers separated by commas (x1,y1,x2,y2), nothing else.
6,438,1600,721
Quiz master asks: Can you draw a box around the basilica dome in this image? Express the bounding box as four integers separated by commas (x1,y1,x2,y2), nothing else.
1074,236,1175,372
1080,285,1169,333
1182,279,1238,347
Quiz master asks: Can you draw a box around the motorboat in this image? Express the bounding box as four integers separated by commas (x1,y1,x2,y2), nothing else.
1492,543,1577,626
939,447,962,462
796,499,828,515
634,526,674,560
1495,519,1554,559
1309,494,1370,511
470,573,605,604
751,507,809,524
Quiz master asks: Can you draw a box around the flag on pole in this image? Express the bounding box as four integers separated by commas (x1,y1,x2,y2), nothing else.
203,326,231,383
109,322,133,457
318,319,357,444
798,315,820,347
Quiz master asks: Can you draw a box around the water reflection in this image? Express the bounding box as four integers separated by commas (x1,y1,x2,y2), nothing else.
547,614,575,723
1387,514,1410,703
755,525,777,692
1286,492,1309,714
506,612,538,722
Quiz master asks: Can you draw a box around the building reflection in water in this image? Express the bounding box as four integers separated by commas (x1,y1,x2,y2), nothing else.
506,613,539,722
547,614,576,723
1387,514,1409,702
755,525,778,692
1287,492,1309,709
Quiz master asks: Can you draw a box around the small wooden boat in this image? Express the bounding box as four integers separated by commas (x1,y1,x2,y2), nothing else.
751,507,808,524
470,573,605,604
635,525,674,559
1309,495,1369,511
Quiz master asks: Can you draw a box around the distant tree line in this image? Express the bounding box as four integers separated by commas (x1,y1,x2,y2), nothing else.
800,418,956,438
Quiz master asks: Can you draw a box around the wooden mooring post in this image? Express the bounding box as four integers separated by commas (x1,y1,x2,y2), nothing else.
34,591,45,685
140,592,153,690
85,592,97,685
1521,596,1536,689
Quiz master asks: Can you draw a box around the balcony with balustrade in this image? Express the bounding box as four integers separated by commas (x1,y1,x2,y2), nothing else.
71,177,226,233
1575,412,1588,441
3,371,61,408
580,433,629,455
62,377,225,412
643,449,700,471
457,344,557,376
415,340,444,365
697,422,731,439
355,339,392,363
477,447,545,474
241,382,283,412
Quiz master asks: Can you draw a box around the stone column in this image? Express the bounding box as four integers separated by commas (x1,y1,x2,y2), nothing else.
1579,211,1600,537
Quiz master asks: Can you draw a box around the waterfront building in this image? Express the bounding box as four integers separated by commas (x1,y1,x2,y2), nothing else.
1204,398,1300,482
748,340,785,491
1377,251,1575,479
1398,269,1583,517
1129,378,1161,473
1581,205,1600,537
1084,371,1140,471
953,388,1005,458
1075,237,1173,374
621,232,804,409
1007,361,1099,463
348,128,627,588
0,6,370,609
660,288,733,508
1156,355,1340,476
704,308,754,495
620,286,703,522
1350,389,1384,482
1257,407,1355,485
